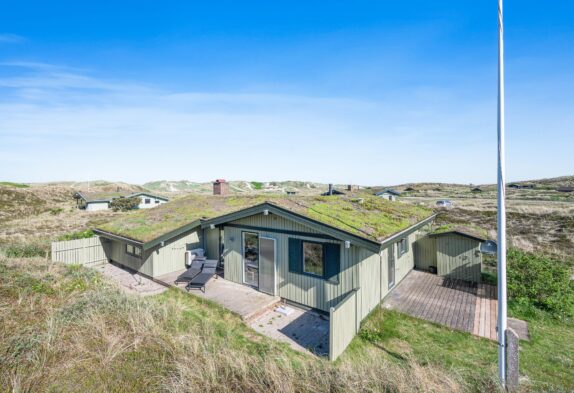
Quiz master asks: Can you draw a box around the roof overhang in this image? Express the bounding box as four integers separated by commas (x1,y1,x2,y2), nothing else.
429,230,486,242
93,229,144,247
378,214,436,252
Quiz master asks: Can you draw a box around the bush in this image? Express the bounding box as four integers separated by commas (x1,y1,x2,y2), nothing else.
507,249,574,320
58,229,94,241
49,207,64,215
3,243,47,258
109,196,140,212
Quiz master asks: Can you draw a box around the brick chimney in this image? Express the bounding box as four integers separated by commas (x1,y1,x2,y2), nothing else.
213,179,229,195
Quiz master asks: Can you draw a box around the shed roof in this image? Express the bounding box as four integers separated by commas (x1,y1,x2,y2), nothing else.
430,226,487,242
95,194,433,246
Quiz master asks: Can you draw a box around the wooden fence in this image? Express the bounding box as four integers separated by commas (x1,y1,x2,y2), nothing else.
329,288,359,361
51,236,107,267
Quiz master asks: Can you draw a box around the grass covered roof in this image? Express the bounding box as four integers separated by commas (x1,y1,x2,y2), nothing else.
96,193,434,244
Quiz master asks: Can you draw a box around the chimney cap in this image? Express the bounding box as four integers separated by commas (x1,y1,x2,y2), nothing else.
214,179,227,183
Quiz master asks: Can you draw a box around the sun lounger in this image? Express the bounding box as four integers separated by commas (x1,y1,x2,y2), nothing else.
186,266,216,292
174,260,203,285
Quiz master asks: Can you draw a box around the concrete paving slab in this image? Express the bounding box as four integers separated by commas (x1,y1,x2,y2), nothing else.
250,306,329,357
94,263,167,296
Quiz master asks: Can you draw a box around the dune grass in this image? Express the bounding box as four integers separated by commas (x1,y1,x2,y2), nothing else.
1,257,466,393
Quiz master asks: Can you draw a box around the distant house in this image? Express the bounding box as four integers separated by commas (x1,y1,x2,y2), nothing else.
321,184,345,196
556,187,574,193
471,187,483,193
375,189,401,201
74,191,168,211
404,187,416,192
508,183,535,189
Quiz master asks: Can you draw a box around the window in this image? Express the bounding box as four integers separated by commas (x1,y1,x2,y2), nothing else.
397,238,408,257
126,244,142,257
155,200,160,204
288,238,340,282
303,241,324,277
145,198,151,204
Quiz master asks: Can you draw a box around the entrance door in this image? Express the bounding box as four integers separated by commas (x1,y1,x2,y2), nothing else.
259,237,276,295
242,232,259,287
388,244,395,289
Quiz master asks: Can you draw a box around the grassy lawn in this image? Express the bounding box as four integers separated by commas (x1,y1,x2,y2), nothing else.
344,306,574,392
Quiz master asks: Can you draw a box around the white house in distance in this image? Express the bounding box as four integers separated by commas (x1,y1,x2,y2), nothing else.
375,189,401,201
74,191,169,211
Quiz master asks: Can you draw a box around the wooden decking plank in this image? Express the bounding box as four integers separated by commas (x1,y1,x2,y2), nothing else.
490,285,497,340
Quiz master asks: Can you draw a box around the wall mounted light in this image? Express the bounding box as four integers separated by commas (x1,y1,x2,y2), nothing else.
263,209,269,216
210,224,215,230
345,241,351,249
160,241,165,247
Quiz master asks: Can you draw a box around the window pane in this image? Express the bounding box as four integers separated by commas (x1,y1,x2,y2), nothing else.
303,242,323,276
135,247,141,256
126,244,134,254
243,233,259,267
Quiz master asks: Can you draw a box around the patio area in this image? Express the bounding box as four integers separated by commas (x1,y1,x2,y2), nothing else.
382,270,529,341
94,262,167,296
155,268,280,320
250,306,330,356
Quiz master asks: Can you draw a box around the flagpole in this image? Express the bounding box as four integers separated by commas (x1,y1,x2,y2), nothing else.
497,0,507,386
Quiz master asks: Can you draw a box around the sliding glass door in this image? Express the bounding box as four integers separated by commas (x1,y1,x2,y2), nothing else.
242,232,259,287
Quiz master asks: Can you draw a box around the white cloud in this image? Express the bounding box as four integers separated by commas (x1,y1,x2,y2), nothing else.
0,61,571,185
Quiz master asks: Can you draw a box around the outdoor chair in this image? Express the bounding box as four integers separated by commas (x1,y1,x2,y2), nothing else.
186,266,216,293
174,259,203,285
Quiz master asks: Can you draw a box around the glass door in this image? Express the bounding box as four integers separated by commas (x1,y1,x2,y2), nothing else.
242,232,259,287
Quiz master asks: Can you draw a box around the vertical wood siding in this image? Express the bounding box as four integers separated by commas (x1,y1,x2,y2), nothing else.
357,250,381,321
436,234,482,283
222,213,362,312
150,229,202,277
394,231,417,284
102,239,154,276
51,237,107,267
414,235,437,271
329,289,358,361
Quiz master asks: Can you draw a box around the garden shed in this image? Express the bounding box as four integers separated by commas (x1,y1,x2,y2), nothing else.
414,229,485,283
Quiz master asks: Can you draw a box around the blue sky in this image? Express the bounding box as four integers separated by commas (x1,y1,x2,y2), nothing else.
0,1,572,185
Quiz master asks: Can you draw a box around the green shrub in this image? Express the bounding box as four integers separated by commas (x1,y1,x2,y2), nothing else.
507,249,574,320
49,207,64,215
58,229,94,241
3,243,47,258
109,196,140,212
251,181,263,190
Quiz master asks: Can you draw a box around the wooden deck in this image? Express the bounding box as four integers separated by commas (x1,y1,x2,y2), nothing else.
383,270,527,341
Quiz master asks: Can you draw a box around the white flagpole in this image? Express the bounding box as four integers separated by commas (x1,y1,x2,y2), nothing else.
497,0,507,386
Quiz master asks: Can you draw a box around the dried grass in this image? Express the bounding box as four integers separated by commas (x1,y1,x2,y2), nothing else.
0,257,471,393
